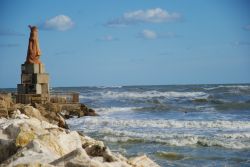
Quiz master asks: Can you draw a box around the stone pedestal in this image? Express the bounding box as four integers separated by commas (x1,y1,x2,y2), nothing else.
16,63,50,104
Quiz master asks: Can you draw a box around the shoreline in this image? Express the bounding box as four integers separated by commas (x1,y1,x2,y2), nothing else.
0,93,160,167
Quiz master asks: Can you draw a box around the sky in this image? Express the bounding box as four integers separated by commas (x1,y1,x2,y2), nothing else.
0,0,250,88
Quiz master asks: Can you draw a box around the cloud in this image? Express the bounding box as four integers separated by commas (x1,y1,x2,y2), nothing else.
243,24,250,31
0,29,24,36
138,29,157,40
106,8,181,27
41,15,74,31
138,29,179,40
97,35,119,41
0,43,19,48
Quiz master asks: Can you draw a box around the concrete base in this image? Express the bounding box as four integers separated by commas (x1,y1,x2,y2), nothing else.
21,63,45,74
17,84,42,94
21,73,49,84
17,63,50,104
16,94,50,104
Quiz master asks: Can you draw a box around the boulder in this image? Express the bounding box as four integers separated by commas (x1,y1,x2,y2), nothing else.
10,110,29,119
20,105,47,122
0,137,18,163
0,100,8,118
0,93,13,108
2,139,60,166
0,111,159,167
50,148,91,166
129,155,160,167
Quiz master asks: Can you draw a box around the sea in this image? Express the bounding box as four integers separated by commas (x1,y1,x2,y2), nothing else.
39,84,250,166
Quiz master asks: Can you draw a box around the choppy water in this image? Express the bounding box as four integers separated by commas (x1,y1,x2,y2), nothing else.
58,84,250,166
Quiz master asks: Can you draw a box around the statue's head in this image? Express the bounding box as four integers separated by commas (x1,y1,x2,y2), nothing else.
28,25,38,32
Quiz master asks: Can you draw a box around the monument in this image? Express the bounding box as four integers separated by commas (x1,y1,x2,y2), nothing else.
16,26,50,104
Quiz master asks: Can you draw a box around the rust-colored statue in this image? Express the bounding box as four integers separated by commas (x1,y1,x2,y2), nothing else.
25,25,41,64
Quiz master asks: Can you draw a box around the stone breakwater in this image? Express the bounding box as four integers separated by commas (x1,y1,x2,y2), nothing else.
0,94,160,167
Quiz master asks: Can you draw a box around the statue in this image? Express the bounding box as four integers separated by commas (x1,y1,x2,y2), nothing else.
25,25,41,64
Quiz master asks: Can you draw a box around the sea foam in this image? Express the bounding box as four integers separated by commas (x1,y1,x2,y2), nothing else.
79,90,208,100
67,116,250,149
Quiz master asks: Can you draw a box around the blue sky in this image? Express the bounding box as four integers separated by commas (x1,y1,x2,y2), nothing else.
0,0,250,87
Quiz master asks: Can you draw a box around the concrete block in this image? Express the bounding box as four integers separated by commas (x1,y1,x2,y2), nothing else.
29,84,42,94
21,63,45,74
41,83,49,94
21,74,33,84
17,84,25,94
33,73,49,83
17,84,42,94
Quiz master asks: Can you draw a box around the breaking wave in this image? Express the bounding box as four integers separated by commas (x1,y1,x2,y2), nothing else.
204,85,250,90
67,117,250,149
80,91,209,99
69,117,250,129
100,91,208,99
101,128,250,149
94,107,142,114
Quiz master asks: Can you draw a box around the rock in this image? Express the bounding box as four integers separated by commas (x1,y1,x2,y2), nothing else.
43,102,61,113
50,148,90,166
0,138,18,163
32,103,68,128
103,161,132,167
2,139,60,166
0,93,14,108
0,99,8,118
11,110,29,119
87,108,99,116
103,148,119,162
15,129,35,147
21,105,47,122
85,144,106,157
0,112,159,167
57,113,69,129
80,104,98,116
129,155,160,167
11,162,55,167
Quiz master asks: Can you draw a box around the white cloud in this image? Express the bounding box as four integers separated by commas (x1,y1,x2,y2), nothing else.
138,30,180,40
98,35,118,41
107,8,181,27
139,29,157,40
42,15,74,31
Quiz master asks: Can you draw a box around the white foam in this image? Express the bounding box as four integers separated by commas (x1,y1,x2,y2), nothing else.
100,91,208,99
105,129,250,149
79,95,85,99
69,117,250,129
101,128,250,149
204,85,250,91
94,107,142,114
67,117,250,149
79,90,209,100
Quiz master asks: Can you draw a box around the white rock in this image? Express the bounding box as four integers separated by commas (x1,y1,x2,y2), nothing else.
129,155,160,167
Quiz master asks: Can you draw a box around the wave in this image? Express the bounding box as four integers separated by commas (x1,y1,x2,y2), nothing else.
155,151,185,160
96,86,123,89
94,107,142,114
67,117,250,149
204,85,250,91
101,128,250,149
69,117,250,129
100,91,208,99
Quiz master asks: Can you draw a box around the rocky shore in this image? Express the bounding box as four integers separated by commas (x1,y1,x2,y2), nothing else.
0,93,160,167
